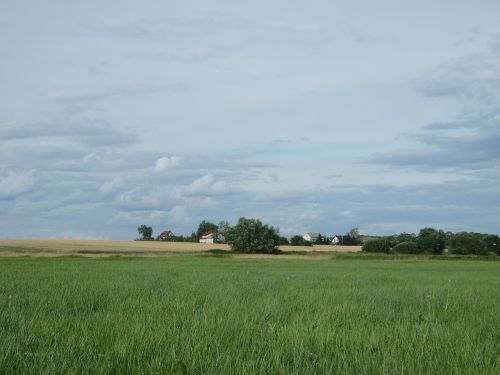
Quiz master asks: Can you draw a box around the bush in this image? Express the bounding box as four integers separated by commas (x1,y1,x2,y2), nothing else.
483,234,500,255
448,232,487,255
362,239,391,253
392,241,419,254
279,236,290,246
417,228,446,254
290,235,312,246
227,217,280,253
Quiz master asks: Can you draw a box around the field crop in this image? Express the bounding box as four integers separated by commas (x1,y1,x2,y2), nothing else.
1,255,499,374
0,240,361,257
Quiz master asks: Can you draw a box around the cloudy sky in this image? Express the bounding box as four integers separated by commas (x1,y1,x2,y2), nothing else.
1,0,499,239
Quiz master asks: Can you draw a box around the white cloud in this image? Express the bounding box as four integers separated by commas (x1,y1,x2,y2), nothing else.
82,152,101,163
154,156,183,172
0,171,36,198
99,176,124,194
185,173,228,195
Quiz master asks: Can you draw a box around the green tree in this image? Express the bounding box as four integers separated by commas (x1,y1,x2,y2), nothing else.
392,241,419,254
226,217,280,253
315,234,323,245
417,227,446,254
290,235,312,246
482,234,500,255
448,232,487,255
362,238,391,253
279,236,290,246
137,225,153,241
217,220,231,243
342,228,362,246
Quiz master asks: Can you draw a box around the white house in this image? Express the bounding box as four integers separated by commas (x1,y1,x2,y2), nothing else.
199,231,214,244
303,232,320,243
331,236,340,245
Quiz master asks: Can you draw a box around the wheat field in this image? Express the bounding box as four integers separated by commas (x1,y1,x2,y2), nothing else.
0,240,361,257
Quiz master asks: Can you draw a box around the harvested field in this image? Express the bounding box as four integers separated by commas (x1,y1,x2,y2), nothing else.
0,240,361,257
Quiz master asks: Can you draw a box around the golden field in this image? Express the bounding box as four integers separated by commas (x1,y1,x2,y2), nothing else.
0,240,361,257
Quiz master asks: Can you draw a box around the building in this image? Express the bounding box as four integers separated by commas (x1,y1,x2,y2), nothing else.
158,230,172,240
199,231,214,244
303,232,320,243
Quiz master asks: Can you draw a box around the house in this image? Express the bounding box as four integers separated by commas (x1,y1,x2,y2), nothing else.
158,230,172,240
331,235,340,245
199,231,214,244
303,232,320,243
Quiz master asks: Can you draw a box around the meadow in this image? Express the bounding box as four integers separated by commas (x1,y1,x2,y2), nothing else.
1,254,499,374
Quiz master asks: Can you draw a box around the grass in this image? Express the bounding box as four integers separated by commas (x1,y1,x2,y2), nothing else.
1,256,499,374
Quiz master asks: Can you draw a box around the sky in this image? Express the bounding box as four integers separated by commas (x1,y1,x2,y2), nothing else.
0,0,499,239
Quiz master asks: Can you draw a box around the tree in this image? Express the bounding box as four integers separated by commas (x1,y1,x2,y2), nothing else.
279,236,290,245
362,238,391,253
290,235,312,246
448,232,487,255
392,241,419,254
417,228,446,254
315,234,323,245
137,225,153,241
226,217,280,253
217,220,231,243
483,234,500,255
342,228,362,246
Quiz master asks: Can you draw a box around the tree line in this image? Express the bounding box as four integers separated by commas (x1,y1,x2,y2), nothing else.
137,219,499,255
362,228,500,255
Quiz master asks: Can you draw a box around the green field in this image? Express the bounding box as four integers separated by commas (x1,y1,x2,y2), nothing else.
1,256,499,374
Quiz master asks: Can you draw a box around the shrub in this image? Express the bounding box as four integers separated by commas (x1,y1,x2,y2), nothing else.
362,239,391,253
448,232,487,255
290,235,312,246
483,234,500,255
279,236,290,246
417,228,446,254
226,217,280,253
392,241,419,254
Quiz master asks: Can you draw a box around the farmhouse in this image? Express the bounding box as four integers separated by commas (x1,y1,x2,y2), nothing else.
158,230,172,240
331,235,340,245
303,232,320,243
199,231,214,244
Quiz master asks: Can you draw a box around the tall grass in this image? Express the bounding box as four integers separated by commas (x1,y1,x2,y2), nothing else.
1,256,499,374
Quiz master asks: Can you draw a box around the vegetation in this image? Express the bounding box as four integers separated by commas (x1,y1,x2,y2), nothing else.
290,235,312,246
362,238,391,253
136,225,153,240
484,234,500,255
448,232,488,255
341,228,362,246
392,241,419,254
417,228,447,254
1,256,499,374
227,217,280,253
278,236,290,246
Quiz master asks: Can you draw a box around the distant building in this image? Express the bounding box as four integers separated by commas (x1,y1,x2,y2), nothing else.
303,232,320,243
199,231,214,244
331,235,340,245
159,230,172,240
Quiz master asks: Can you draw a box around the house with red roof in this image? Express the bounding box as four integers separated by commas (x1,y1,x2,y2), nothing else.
199,231,214,244
158,230,172,240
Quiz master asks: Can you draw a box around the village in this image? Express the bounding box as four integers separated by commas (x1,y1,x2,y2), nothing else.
138,222,372,247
